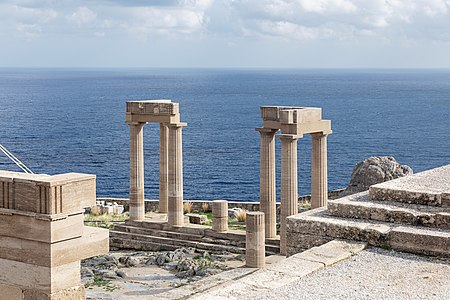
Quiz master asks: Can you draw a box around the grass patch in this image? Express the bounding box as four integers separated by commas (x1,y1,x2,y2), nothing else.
85,276,121,292
84,213,129,229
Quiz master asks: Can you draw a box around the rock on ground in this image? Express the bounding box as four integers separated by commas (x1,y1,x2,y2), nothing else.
343,156,413,195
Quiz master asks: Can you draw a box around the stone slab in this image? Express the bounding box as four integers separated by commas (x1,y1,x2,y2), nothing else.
388,226,450,257
0,259,80,294
0,226,109,267
369,164,450,206
292,240,366,266
286,208,391,246
0,211,83,243
328,191,449,228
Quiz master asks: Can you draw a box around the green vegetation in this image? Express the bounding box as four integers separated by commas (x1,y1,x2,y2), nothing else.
85,276,121,292
84,213,129,229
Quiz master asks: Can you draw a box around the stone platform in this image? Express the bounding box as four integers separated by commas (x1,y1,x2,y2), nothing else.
287,165,450,257
110,217,280,255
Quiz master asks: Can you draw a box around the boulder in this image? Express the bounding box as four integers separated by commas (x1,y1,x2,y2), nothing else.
343,156,413,195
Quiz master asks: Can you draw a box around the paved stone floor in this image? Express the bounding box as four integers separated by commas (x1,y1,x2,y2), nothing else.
255,247,450,300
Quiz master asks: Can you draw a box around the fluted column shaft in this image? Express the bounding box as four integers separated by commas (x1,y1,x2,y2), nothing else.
246,212,265,268
129,122,145,221
311,133,328,209
159,123,169,213
167,123,186,226
278,134,299,256
256,128,277,238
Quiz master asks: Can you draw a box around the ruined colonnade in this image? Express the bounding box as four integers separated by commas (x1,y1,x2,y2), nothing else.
126,100,187,226
256,106,332,255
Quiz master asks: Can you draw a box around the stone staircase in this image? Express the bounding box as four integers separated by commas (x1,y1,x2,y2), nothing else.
110,219,280,255
287,165,450,257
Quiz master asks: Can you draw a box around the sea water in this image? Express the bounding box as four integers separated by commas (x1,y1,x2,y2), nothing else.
0,68,448,201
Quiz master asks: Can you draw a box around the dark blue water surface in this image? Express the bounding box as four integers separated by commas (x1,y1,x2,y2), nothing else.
0,69,449,201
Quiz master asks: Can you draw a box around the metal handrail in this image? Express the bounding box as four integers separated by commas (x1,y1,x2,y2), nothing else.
0,144,34,174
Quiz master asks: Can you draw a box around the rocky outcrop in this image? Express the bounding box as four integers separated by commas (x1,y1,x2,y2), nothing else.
343,156,413,195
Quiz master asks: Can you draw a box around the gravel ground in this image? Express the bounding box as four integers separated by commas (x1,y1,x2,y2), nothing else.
255,248,450,300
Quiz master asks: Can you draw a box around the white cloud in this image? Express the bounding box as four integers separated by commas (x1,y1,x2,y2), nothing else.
67,7,97,27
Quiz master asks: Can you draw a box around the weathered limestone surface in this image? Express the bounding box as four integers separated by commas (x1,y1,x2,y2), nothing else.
0,171,96,214
342,156,413,195
287,165,450,258
190,240,366,300
159,123,169,214
212,200,228,232
168,123,186,227
0,171,108,300
246,212,265,268
311,132,328,209
256,128,277,238
279,134,299,256
369,164,450,206
128,123,145,221
257,106,331,244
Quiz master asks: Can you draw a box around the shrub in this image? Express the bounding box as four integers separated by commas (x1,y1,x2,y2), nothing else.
234,209,247,222
201,203,210,213
183,201,193,214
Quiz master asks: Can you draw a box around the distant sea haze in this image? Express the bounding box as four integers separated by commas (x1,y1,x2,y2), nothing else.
0,68,449,201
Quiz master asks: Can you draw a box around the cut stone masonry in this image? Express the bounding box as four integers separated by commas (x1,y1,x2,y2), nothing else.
0,170,109,300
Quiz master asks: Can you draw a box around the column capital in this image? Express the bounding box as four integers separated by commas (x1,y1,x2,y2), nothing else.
167,122,188,128
276,133,302,141
311,130,332,138
126,121,146,126
255,127,278,135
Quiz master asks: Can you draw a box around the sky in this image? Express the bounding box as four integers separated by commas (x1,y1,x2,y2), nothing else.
1,0,450,68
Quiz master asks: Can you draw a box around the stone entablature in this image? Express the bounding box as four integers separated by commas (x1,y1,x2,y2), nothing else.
126,100,180,124
0,171,109,300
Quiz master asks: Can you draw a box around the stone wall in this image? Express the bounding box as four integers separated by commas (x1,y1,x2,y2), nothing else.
97,189,344,213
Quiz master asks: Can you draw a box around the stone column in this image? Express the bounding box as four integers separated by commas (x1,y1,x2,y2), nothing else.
256,128,277,239
246,212,265,268
278,134,299,256
167,123,186,226
129,122,145,221
159,123,169,213
311,133,328,209
212,200,228,232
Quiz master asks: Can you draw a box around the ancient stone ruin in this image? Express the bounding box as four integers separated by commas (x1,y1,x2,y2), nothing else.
0,171,108,299
287,164,450,257
125,100,187,225
256,106,332,255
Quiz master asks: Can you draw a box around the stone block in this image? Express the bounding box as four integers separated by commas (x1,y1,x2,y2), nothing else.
0,226,109,267
0,172,96,214
186,213,207,224
0,211,83,243
0,259,80,294
23,285,85,300
388,226,450,257
0,283,23,299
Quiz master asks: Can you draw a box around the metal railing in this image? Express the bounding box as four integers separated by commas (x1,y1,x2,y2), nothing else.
0,144,33,174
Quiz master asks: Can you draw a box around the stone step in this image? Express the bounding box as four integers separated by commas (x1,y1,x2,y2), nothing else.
110,230,279,255
328,191,450,229
368,164,450,207
286,208,450,257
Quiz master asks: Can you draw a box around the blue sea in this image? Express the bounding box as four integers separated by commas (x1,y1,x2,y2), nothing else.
0,69,449,201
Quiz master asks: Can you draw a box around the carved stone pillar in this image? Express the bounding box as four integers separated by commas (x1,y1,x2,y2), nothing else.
256,128,277,238
246,212,265,268
167,123,186,226
129,122,145,221
278,134,300,256
159,123,169,213
311,133,328,209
